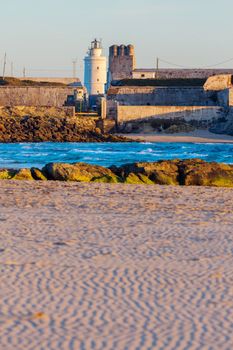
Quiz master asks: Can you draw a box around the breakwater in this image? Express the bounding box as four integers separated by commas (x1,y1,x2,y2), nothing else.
1,159,233,187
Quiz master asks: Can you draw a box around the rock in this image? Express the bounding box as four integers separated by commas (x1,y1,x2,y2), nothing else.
0,169,16,179
124,173,145,184
0,123,5,132
0,115,131,143
112,160,179,185
138,174,155,185
0,160,233,187
164,123,195,134
210,107,233,136
43,162,119,182
31,168,47,181
12,169,34,180
179,159,233,187
92,175,120,183
124,173,154,184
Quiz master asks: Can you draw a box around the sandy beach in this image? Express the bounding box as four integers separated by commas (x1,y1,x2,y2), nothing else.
0,181,233,349
123,130,233,143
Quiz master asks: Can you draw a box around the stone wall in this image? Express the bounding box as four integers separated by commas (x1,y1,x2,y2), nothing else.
109,56,135,81
106,100,118,120
229,89,233,106
0,86,76,107
108,86,219,107
117,105,223,123
217,90,229,108
204,75,232,91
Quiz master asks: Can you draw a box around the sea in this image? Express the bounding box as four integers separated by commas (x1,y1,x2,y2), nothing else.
0,142,233,169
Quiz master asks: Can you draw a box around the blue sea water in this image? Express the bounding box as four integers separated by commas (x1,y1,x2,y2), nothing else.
0,142,233,169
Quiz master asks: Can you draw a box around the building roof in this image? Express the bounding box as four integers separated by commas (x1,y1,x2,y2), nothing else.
111,78,206,87
134,68,233,73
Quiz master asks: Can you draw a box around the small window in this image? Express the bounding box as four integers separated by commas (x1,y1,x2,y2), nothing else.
97,67,99,70
97,78,99,82
141,74,145,78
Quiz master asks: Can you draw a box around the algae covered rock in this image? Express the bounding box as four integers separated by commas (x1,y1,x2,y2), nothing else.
12,169,34,180
124,173,154,184
0,159,233,187
92,174,120,183
0,169,16,179
124,173,145,184
179,159,233,187
43,162,119,182
31,168,47,181
112,160,179,185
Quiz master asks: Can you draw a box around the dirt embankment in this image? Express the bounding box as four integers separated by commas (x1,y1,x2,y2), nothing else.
0,77,66,87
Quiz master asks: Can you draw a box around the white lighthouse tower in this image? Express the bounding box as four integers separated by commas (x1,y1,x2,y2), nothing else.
84,39,107,97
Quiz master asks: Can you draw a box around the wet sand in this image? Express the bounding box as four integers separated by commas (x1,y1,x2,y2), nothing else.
0,181,233,349
123,130,233,143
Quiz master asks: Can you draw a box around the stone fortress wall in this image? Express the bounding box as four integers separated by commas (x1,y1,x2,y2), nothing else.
106,44,233,128
229,89,233,106
106,75,233,126
107,86,221,107
0,86,76,107
116,106,223,123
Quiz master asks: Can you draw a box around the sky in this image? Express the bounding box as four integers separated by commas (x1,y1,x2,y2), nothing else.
1,0,233,80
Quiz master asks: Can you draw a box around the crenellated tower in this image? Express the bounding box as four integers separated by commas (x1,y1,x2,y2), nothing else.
108,44,136,85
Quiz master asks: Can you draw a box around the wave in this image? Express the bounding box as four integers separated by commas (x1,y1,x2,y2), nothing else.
1,142,233,169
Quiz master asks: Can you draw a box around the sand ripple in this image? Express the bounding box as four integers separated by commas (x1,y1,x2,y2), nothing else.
0,182,233,349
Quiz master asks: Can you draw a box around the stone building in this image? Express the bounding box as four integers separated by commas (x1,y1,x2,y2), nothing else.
107,44,233,84
108,44,136,86
105,43,233,130
105,75,233,131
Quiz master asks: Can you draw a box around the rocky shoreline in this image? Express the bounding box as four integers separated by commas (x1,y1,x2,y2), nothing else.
1,159,233,187
0,115,130,143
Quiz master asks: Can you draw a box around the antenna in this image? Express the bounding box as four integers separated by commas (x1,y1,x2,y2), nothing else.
23,67,26,78
11,62,14,77
72,60,77,78
156,57,159,71
2,53,7,80
72,57,79,79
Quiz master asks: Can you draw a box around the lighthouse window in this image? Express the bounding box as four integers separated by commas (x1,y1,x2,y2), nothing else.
97,78,99,82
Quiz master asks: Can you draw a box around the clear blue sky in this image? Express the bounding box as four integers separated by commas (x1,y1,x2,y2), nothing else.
1,0,233,79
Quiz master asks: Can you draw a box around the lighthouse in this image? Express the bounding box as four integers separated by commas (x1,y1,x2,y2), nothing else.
84,39,107,98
